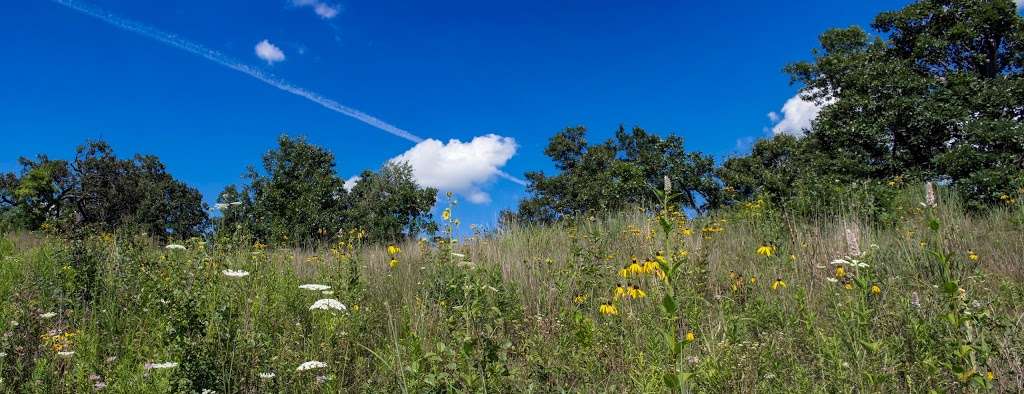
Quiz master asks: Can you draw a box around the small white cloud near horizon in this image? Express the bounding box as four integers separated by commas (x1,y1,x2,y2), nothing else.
343,176,360,191
254,40,285,64
770,91,830,136
293,0,341,19
389,134,518,204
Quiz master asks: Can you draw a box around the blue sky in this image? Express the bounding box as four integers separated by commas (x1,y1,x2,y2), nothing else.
3,0,931,229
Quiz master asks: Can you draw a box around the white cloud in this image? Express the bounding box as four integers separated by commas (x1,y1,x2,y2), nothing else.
293,0,341,19
770,91,829,136
388,134,518,204
254,40,285,64
1017,0,1023,9
343,176,360,191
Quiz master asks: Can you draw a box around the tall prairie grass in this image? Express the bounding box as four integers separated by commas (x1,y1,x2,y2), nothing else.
1,186,1022,392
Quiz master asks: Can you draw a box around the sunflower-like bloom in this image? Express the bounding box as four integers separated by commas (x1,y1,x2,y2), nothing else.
627,285,647,299
627,258,644,275
599,302,618,316
618,265,630,278
685,331,695,342
655,251,667,265
654,269,667,281
835,266,846,279
870,284,881,295
387,244,401,256
771,278,786,290
642,258,661,274
756,243,776,257
750,276,757,285
613,284,627,300
389,258,399,269
967,250,979,262
441,208,452,221
573,294,587,305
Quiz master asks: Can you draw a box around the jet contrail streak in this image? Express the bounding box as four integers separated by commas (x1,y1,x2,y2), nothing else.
51,0,529,187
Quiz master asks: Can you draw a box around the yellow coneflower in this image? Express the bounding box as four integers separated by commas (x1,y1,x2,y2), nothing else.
628,285,647,299
870,284,881,295
844,282,854,290
599,302,618,316
835,266,846,279
654,269,667,281
388,258,399,269
967,250,979,262
685,331,695,342
987,371,994,381
643,258,661,274
627,258,644,275
655,251,667,265
771,278,786,290
681,227,694,236
756,243,776,257
613,284,627,300
750,276,757,285
618,265,630,278
573,294,587,305
442,208,452,221
387,244,400,256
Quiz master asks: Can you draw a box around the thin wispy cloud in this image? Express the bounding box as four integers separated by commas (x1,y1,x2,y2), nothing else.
292,0,341,19
254,39,285,64
49,0,527,189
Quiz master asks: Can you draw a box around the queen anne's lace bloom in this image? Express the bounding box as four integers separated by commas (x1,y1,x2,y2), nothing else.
144,361,179,370
165,244,186,251
296,360,327,371
299,284,331,291
309,298,347,311
222,269,250,278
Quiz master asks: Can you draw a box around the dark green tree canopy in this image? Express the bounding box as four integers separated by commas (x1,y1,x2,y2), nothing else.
508,125,720,223
217,135,436,245
0,141,209,238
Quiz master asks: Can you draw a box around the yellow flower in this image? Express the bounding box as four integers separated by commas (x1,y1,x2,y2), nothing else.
771,278,786,290
655,251,667,265
613,284,627,300
835,266,846,279
789,254,797,262
750,276,757,285
442,208,452,221
844,282,854,290
643,258,661,274
618,265,630,278
573,294,587,305
388,258,399,269
870,284,881,295
681,227,694,236
756,244,776,257
387,244,401,256
627,258,644,275
599,303,618,316
987,371,994,381
967,250,979,262
685,331,695,342
654,269,667,281
627,285,647,299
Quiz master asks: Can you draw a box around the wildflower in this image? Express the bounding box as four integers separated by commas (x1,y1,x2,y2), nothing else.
685,331,695,342
322,290,334,295
387,244,400,256
967,250,979,262
756,243,776,257
618,264,630,278
613,284,627,300
663,175,672,194
655,251,667,265
627,284,647,299
681,227,694,236
987,371,994,381
826,277,838,283
57,351,75,357
910,292,921,309
643,258,661,274
844,282,854,290
750,276,757,285
389,258,399,269
845,225,862,257
771,278,786,290
259,372,276,379
144,361,179,370
598,302,618,316
834,266,846,279
299,284,331,291
221,269,250,278
441,208,451,221
870,284,881,295
40,312,57,319
165,244,186,251
309,298,347,312
296,360,327,371
573,294,587,305
654,269,667,281
627,258,644,275
922,182,937,207
789,254,797,262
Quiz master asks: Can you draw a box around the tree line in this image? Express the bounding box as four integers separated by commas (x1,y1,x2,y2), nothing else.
2,0,1022,242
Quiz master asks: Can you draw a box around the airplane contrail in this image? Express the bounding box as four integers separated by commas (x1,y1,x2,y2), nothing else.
50,0,528,187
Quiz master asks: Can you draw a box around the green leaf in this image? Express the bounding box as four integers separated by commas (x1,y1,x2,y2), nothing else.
663,372,680,389
662,295,677,315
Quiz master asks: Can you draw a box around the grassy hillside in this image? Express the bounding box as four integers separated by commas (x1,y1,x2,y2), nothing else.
1,186,1023,392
